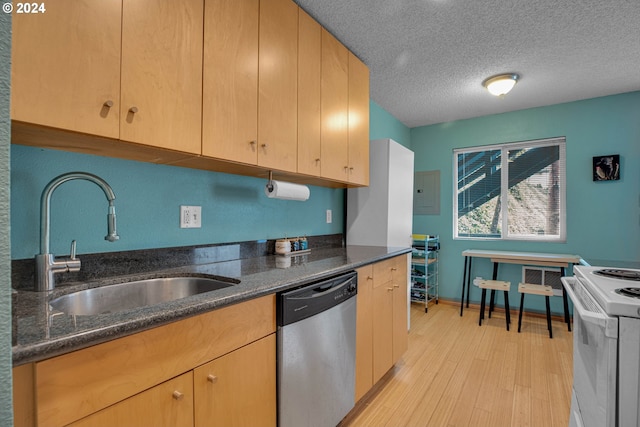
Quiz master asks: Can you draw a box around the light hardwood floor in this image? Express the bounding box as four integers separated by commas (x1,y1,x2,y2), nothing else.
343,302,573,427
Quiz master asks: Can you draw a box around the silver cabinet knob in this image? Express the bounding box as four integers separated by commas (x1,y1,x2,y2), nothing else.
172,391,184,400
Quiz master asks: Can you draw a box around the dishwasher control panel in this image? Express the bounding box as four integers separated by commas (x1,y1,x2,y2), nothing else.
278,271,357,326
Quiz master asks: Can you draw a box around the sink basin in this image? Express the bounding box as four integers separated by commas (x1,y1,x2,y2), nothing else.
49,276,237,316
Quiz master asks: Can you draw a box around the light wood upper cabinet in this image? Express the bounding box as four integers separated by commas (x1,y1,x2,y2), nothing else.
348,52,370,186
11,0,122,138
11,0,203,155
120,0,203,154
202,0,259,163
297,9,322,177
11,0,371,188
320,29,350,182
194,335,277,427
257,0,298,173
68,372,194,427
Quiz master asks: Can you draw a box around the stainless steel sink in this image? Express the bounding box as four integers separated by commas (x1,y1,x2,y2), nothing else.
49,276,237,316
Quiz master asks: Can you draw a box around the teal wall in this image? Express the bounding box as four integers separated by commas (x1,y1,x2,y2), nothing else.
11,147,345,259
0,9,13,425
370,100,411,147
411,91,640,313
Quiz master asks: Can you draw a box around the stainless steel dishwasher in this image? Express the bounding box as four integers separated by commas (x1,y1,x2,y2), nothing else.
277,270,358,427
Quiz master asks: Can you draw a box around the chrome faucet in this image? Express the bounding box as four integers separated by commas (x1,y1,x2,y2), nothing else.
35,172,120,291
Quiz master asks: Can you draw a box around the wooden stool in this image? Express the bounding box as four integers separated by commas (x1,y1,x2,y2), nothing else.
518,283,554,338
478,279,511,330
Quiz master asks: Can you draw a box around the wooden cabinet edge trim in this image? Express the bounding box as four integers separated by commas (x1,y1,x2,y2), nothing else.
12,121,368,189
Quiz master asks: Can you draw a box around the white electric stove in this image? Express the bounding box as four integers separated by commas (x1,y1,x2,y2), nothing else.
563,265,640,427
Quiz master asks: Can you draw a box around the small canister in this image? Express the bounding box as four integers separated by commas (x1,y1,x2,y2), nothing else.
300,236,308,250
275,239,291,255
292,238,300,252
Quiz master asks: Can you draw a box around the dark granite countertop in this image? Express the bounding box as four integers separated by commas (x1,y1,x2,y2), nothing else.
12,244,410,366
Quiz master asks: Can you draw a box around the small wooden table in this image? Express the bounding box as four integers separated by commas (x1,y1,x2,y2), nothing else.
460,249,582,331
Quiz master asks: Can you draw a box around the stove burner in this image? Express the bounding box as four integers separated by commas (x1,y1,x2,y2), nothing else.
615,288,640,299
594,269,640,281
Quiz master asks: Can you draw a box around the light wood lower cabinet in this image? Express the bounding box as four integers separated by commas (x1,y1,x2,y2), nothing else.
13,295,275,427
194,335,276,427
65,335,277,427
355,254,409,400
355,264,374,401
68,372,194,427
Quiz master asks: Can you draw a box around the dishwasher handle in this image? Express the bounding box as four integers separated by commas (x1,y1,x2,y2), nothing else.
295,275,356,299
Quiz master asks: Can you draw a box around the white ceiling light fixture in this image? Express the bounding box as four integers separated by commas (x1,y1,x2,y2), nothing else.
483,73,520,96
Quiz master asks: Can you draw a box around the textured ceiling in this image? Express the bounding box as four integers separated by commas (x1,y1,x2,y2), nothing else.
294,0,640,128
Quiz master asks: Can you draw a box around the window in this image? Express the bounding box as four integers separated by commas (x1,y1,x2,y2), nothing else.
454,137,566,241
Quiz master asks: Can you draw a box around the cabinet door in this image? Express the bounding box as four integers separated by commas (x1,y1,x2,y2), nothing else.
392,256,409,361
320,29,349,182
355,265,374,401
258,0,298,172
202,0,259,163
11,0,121,138
297,8,322,176
120,0,203,154
372,279,394,384
194,335,276,427
347,52,370,185
68,372,194,427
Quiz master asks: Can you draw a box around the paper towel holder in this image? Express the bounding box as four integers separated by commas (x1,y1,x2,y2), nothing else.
266,171,275,193
264,171,310,201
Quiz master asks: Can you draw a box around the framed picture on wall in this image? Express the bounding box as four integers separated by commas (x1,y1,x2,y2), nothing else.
593,154,620,181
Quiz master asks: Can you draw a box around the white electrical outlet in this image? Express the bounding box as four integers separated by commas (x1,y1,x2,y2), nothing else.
326,209,332,224
180,206,202,228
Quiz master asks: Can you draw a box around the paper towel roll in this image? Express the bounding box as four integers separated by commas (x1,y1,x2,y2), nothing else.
265,180,310,201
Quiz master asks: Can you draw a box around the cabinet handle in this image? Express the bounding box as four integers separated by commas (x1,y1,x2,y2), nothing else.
349,167,354,173
391,267,397,271
393,284,400,289
367,276,373,280
172,391,184,400
207,374,218,383
315,158,321,164
129,106,138,114
387,287,393,292
344,166,349,172
261,143,268,150
103,100,113,108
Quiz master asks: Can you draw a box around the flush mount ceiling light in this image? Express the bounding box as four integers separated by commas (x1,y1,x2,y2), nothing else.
483,73,520,96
